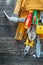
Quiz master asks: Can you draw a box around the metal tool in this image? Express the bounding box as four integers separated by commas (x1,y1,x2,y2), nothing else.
33,35,42,58
33,27,43,58
3,0,25,22
3,10,25,22
24,45,30,56
3,0,26,22
24,38,34,56
24,11,35,56
40,12,43,24
24,39,30,56
27,10,38,41
28,25,36,41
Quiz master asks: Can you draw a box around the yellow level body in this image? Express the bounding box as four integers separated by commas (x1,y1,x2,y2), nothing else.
36,25,43,34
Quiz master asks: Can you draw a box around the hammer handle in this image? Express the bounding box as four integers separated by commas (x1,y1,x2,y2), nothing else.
21,0,26,8
14,0,23,14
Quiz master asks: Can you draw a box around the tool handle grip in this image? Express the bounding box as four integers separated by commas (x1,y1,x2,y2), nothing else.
25,12,33,29
14,0,23,14
21,0,25,8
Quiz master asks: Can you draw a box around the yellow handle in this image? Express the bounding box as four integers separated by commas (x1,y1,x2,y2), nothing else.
29,41,34,47
21,0,26,8
24,38,34,47
24,39,29,45
14,0,23,14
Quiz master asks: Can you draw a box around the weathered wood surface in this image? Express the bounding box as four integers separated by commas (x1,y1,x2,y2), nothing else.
0,0,43,65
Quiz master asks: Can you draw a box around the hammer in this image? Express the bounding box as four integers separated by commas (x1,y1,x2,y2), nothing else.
3,0,25,22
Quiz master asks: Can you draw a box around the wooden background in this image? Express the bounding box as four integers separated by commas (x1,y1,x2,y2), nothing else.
0,0,43,65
